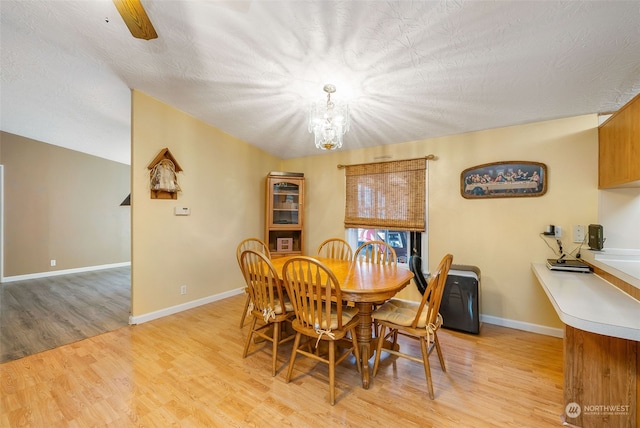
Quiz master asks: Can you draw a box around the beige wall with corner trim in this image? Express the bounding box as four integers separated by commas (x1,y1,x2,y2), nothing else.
130,91,281,317
282,114,599,331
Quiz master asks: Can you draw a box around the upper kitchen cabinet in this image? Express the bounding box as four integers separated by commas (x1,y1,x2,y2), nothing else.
599,92,640,188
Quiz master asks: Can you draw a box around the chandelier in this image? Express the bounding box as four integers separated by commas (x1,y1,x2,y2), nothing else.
308,84,350,150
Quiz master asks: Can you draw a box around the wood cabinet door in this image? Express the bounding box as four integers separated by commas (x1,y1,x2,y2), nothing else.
599,92,640,188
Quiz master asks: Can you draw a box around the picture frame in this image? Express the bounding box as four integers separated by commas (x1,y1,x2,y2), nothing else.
461,161,547,199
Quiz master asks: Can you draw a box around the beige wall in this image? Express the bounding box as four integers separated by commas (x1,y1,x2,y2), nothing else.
131,91,281,316
283,115,599,329
1,131,131,277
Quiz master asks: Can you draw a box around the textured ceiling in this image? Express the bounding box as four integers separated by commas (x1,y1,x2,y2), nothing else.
1,1,639,165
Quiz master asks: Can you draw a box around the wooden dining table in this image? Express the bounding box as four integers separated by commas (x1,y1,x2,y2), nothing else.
270,255,414,389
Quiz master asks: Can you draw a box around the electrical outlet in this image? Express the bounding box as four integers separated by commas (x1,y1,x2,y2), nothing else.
554,226,562,238
573,225,586,243
180,285,187,295
50,259,56,267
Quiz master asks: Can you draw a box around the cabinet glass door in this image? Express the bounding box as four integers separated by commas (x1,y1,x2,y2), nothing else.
271,181,299,226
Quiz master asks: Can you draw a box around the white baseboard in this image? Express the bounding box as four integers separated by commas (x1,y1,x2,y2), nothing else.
1,262,132,283
129,292,564,338
4,265,562,338
129,287,245,325
481,314,564,338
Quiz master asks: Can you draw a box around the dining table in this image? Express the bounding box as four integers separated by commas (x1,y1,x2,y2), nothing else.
269,255,414,389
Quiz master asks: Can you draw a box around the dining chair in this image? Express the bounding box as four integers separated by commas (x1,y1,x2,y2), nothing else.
281,256,361,405
316,238,353,261
371,253,454,399
236,238,271,328
354,240,398,334
354,240,397,265
239,249,295,376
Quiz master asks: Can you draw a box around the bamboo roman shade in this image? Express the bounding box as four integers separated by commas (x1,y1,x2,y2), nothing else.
344,158,426,231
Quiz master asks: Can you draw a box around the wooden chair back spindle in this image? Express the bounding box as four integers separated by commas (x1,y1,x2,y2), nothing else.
354,240,397,265
316,238,353,261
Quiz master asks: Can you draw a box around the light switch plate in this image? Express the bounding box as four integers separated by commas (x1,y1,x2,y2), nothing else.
573,225,585,243
554,225,562,238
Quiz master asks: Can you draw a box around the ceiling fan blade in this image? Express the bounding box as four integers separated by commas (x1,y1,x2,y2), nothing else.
112,0,158,40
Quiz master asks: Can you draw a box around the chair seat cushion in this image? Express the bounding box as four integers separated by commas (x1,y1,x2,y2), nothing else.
372,298,431,328
273,297,294,314
256,298,293,321
308,304,359,330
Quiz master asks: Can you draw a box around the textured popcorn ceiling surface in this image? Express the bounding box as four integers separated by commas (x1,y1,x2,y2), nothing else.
1,1,639,164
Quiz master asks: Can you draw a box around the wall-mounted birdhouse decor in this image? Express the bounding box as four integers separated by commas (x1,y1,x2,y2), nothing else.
147,148,183,199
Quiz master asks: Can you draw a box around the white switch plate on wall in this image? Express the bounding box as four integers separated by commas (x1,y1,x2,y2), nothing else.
554,225,562,238
573,225,586,243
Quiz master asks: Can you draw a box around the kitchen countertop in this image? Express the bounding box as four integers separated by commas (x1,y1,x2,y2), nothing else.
580,248,640,290
532,263,640,341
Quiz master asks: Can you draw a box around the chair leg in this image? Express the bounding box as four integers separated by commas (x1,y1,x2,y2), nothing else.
433,333,446,372
391,330,399,348
329,341,336,405
271,321,279,376
242,317,257,358
239,292,251,328
372,325,387,376
286,332,302,383
420,337,435,400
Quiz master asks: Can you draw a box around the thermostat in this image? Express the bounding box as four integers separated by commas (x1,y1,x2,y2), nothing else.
175,207,190,216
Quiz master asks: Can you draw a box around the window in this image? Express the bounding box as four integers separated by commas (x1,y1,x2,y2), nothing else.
347,228,411,263
343,158,428,264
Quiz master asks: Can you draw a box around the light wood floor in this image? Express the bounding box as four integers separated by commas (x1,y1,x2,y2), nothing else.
0,267,130,363
0,293,565,427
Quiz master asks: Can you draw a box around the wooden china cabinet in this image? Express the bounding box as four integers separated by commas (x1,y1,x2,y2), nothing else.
265,172,304,257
